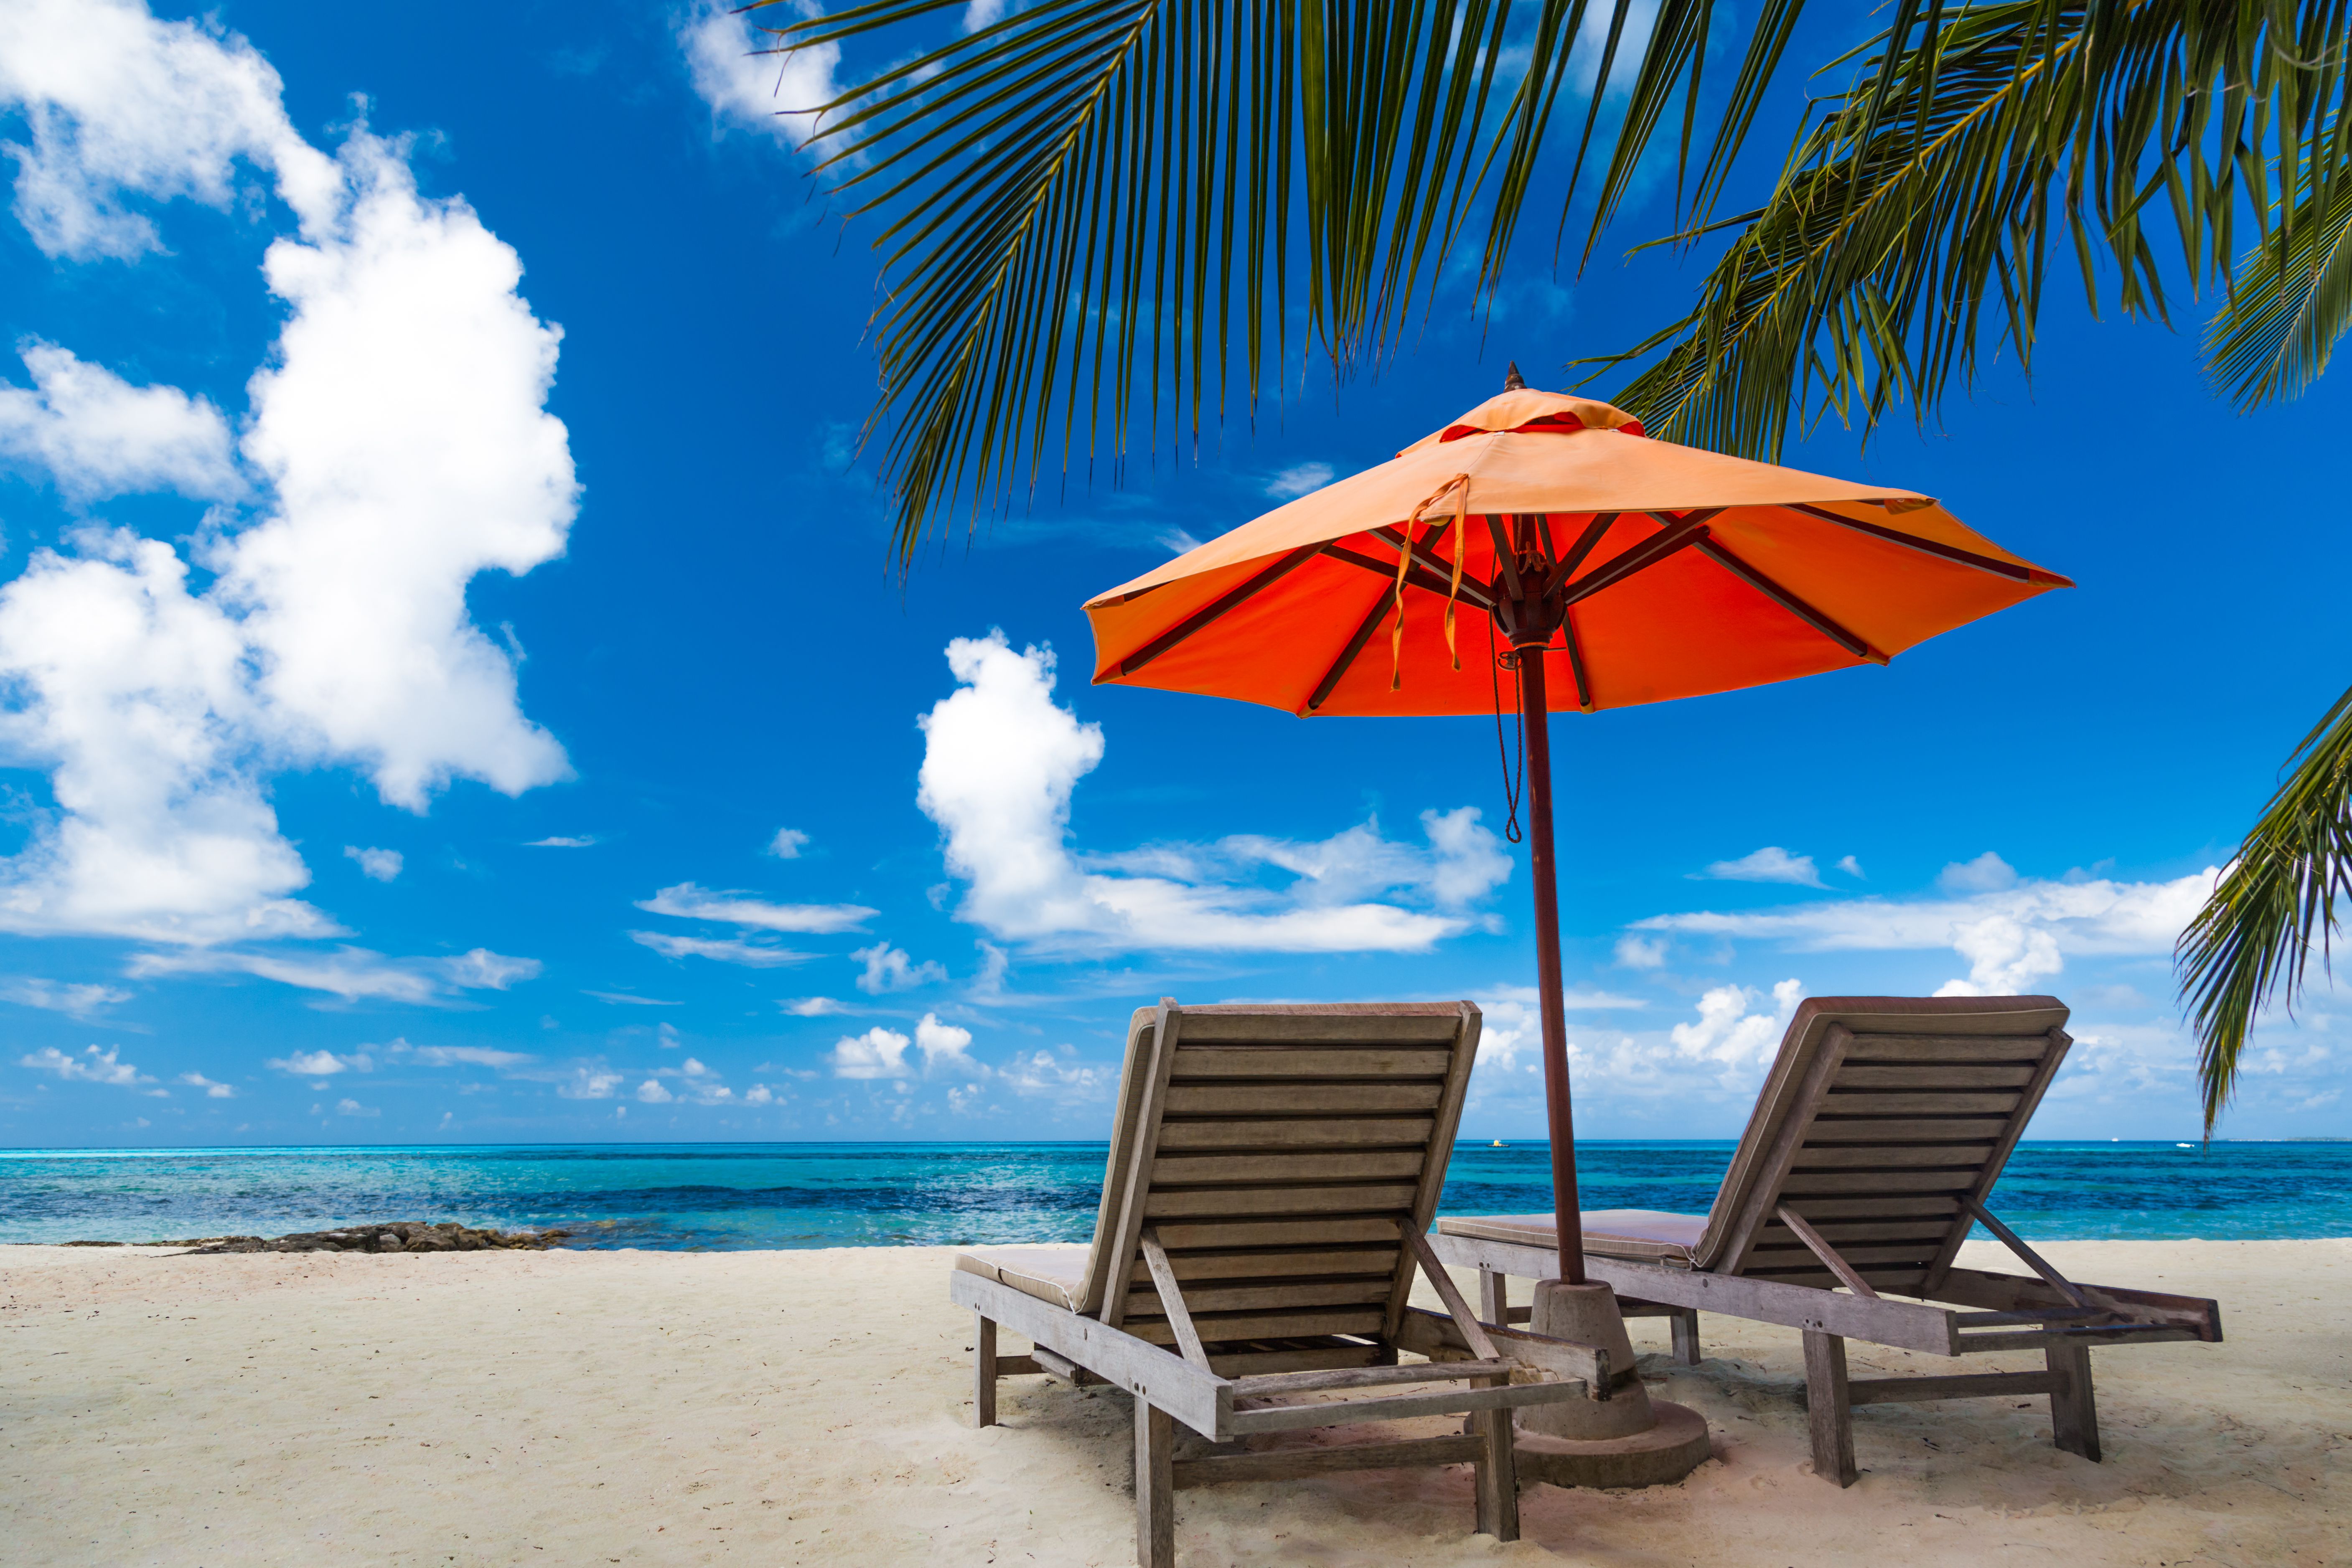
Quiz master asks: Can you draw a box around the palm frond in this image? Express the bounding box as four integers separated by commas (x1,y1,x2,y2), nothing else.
1592,0,2352,460
2207,170,2352,408
756,0,1804,566
2177,685,2352,1133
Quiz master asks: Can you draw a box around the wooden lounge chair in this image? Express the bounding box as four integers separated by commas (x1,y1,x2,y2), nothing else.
952,999,1612,1566
1428,995,2223,1486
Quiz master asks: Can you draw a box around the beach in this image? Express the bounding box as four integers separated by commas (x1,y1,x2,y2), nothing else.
5,1237,2343,1566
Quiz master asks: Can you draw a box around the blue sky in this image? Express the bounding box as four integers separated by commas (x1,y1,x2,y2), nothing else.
0,0,2346,1149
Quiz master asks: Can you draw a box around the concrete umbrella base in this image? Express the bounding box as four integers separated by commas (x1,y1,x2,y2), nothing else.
1510,1398,1714,1489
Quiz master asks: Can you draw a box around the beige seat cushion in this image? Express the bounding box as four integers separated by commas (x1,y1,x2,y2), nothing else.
1437,1209,1709,1265
954,1245,1089,1311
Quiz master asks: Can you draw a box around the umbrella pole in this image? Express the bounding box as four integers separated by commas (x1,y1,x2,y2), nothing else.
1515,650,1586,1285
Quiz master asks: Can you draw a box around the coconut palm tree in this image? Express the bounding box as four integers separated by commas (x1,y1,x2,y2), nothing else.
762,0,2352,1131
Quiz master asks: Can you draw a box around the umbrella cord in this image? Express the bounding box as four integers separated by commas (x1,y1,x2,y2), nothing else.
1487,615,1524,844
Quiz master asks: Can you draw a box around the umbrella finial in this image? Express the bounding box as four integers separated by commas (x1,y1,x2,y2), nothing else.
1503,361,1526,391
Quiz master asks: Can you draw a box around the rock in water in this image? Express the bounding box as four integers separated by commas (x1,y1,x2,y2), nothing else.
158,1220,572,1254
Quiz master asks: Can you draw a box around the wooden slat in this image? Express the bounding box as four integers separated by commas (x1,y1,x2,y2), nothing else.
1143,1183,1420,1218
1126,1278,1393,1316
1234,1358,1510,1396
1748,1242,1944,1268
1831,1064,2039,1090
1801,1117,2011,1143
1139,1231,1211,1371
1778,1195,1959,1220
1815,1092,2021,1117
1771,1205,1880,1297
1169,1047,1453,1079
1205,1344,1384,1377
1172,1012,1464,1043
1390,1001,1478,1339
1754,1220,1953,1246
1175,1436,1481,1487
1154,1117,1434,1151
1226,1377,1584,1436
1846,1370,2063,1406
1128,1247,1398,1285
1746,1267,1930,1291
1790,1144,1995,1169
1161,1082,1443,1116
1780,1169,1980,1194
1127,1308,1386,1345
1153,1216,1402,1250
1837,1034,2052,1062
948,1271,1231,1436
1920,1026,2070,1295
1152,1150,1425,1185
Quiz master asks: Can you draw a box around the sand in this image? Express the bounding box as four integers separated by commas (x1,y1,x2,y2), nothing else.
3,1238,2345,1567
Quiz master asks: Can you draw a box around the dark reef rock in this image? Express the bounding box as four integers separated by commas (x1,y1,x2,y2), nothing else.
162,1221,571,1254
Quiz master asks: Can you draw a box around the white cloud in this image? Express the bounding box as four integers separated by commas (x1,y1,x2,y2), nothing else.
18,1041,148,1086
1264,461,1334,499
676,0,839,145
0,341,240,501
175,1070,234,1098
1001,1047,1111,1102
830,1024,912,1080
1613,935,1667,970
961,0,1010,31
636,881,875,934
264,1047,369,1077
852,941,947,994
0,976,130,1018
914,1011,984,1078
1939,851,2019,895
1835,855,1864,879
0,18,577,948
1668,980,1805,1080
557,1065,622,1099
656,1022,681,1050
334,1096,378,1117
630,930,809,967
132,944,537,1002
526,834,595,847
781,995,846,1016
743,1083,774,1105
0,0,338,260
390,1041,534,1069
916,633,1509,954
766,827,809,858
1635,866,2216,999
1700,846,1823,887
344,845,402,882
1469,983,1650,1073
635,1078,673,1103
584,990,677,1006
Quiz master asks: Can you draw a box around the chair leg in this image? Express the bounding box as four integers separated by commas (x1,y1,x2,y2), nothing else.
1479,1268,1508,1325
1471,1388,1520,1542
2046,1342,2102,1462
974,1312,997,1429
1801,1330,1858,1487
1670,1308,1702,1366
1135,1395,1175,1568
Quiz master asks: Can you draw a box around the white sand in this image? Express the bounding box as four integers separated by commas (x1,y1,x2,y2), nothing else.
3,1238,2345,1566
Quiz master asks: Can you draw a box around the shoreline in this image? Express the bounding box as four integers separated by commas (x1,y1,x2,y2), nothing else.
5,1237,2344,1564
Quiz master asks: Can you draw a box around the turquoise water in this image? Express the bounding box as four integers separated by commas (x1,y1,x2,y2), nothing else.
3,1141,2346,1249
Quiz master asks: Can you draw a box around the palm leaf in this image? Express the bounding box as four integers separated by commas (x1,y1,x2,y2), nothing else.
2207,171,2352,409
2177,685,2352,1133
753,0,1807,566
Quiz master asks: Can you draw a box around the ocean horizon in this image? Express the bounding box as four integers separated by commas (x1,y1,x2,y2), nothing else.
5,1139,2346,1250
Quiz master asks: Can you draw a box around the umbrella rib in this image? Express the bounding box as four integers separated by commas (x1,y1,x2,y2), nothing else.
1324,546,1497,612
1558,511,1719,607
1484,514,1523,601
1115,544,1329,676
1302,587,1396,714
1696,539,1887,664
1555,514,1619,579
1559,608,1594,712
1783,503,2058,585
1368,519,1485,606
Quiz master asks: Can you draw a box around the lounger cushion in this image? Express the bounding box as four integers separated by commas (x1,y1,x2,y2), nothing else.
1437,1209,1708,1265
954,1245,1089,1311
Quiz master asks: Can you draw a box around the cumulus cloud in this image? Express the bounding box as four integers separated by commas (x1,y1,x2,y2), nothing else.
636,1078,673,1103
766,827,809,858
1001,1047,1111,1101
1264,462,1334,499
1668,980,1805,1079
1613,935,1667,970
0,976,129,1018
916,634,1510,954
852,941,947,994
176,1069,234,1097
557,1065,622,1099
344,846,402,882
18,1041,150,1086
830,1024,912,1080
630,930,810,967
1699,846,1823,887
636,882,875,935
1634,865,2215,999
334,1096,378,1117
1939,851,2020,895
0,5,576,956
265,1048,371,1077
743,1083,775,1105
0,342,240,501
913,1012,985,1078
1468,983,1650,1073
675,0,839,144
781,996,846,1016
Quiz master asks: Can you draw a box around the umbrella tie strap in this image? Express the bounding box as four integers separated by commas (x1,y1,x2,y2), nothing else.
1391,475,1471,691
1487,615,1524,844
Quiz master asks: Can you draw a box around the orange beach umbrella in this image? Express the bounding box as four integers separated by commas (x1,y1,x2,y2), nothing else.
1082,381,2071,1280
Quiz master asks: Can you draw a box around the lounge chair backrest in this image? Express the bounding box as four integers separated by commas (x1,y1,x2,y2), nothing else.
1694,995,2071,1292
1080,1000,1480,1349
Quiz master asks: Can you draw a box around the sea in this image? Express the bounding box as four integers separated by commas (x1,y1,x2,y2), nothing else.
3,1140,2347,1250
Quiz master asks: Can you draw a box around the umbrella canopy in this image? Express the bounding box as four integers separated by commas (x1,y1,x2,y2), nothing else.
1081,385,2070,1286
1084,389,2071,716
